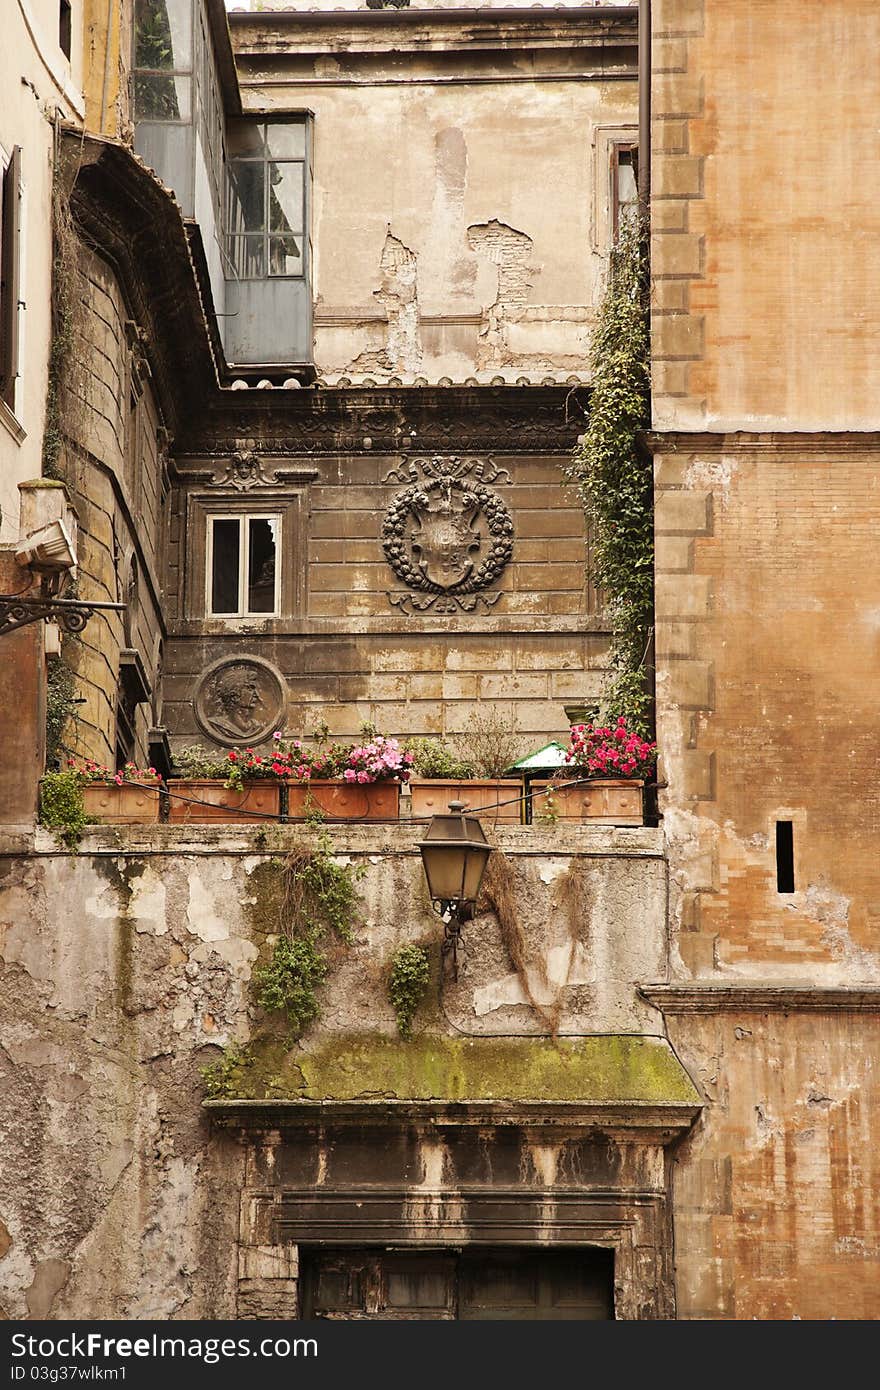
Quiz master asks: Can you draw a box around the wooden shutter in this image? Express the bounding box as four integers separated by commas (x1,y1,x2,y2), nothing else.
0,145,22,398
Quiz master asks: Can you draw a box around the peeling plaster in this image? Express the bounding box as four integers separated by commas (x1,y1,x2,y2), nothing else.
128,866,167,936
467,218,534,369
471,940,592,1016
796,882,880,981
186,870,232,944
682,455,738,498
349,230,422,375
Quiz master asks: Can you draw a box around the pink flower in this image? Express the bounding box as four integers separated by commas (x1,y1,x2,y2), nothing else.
343,769,356,782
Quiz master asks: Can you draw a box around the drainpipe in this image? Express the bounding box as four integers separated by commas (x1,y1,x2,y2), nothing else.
99,0,115,134
638,0,651,214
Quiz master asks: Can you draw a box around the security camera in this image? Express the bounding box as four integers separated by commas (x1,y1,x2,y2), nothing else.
15,519,78,573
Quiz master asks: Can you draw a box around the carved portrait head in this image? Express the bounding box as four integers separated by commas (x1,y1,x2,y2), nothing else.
194,656,286,746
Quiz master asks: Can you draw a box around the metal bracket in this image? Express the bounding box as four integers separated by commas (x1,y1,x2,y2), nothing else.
0,595,126,637
434,898,475,982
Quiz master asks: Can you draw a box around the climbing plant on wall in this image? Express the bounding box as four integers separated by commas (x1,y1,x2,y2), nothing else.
564,214,652,732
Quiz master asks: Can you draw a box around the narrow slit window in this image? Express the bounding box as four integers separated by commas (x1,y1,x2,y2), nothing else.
59,0,72,60
776,821,795,894
208,514,281,617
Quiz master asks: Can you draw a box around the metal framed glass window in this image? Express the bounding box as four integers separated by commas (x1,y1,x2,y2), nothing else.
206,513,281,617
132,0,194,123
226,119,308,280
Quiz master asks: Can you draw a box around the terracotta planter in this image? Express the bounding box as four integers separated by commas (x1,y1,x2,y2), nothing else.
286,779,400,821
166,779,280,824
81,782,161,825
409,778,523,824
529,779,645,826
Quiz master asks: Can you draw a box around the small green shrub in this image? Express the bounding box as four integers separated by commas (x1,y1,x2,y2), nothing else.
388,944,430,1039
201,1042,251,1099
251,834,364,1036
39,770,88,849
253,933,328,1034
169,744,229,779
406,737,474,781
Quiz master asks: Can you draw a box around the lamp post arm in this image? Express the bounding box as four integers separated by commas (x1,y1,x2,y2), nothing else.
0,596,126,637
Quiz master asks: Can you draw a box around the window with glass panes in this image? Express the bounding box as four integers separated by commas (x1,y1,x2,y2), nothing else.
132,0,193,123
207,514,281,617
226,120,307,280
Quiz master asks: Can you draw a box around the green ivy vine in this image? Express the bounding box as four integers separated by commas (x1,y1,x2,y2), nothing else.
388,944,430,1040
563,214,653,731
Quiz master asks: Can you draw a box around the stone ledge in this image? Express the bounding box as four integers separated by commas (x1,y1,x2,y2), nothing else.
639,984,880,1013
31,821,666,858
208,1098,702,1141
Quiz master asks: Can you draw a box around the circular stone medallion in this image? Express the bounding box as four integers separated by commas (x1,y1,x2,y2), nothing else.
194,656,286,746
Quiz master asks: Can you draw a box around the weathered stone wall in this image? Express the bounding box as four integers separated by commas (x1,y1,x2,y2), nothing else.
57,242,168,768
651,0,880,433
0,822,670,1318
166,448,606,749
654,439,880,980
650,0,880,1319
656,999,880,1319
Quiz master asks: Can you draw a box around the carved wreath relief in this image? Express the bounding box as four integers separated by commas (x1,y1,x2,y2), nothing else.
381,456,514,613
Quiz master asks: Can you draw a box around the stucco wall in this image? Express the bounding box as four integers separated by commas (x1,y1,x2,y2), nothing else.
0,0,85,543
663,1003,880,1319
0,821,669,1318
654,440,880,981
231,8,637,383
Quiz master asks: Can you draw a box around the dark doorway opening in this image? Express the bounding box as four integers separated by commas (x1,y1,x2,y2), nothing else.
301,1246,614,1320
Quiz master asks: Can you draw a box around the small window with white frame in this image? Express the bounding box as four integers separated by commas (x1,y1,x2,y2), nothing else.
207,513,281,617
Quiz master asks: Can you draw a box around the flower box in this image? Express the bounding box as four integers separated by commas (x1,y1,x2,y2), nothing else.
286,779,400,821
81,782,161,825
166,779,280,824
529,779,644,826
409,779,523,825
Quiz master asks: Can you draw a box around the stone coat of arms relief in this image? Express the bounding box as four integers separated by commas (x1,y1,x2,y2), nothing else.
381,456,514,613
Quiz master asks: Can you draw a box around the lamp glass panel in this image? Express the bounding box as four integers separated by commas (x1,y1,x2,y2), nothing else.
462,845,492,902
419,843,467,903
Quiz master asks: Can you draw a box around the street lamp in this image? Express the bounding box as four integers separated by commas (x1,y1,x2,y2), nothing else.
419,801,493,977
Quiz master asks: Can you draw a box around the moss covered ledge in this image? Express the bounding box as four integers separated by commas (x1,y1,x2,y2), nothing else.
203,1034,702,1136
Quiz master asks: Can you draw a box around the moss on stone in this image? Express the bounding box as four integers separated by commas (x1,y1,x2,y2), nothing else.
207,1032,700,1105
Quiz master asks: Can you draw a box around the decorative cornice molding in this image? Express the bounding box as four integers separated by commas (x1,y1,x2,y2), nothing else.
204,1097,702,1138
192,385,587,456
639,984,880,1014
